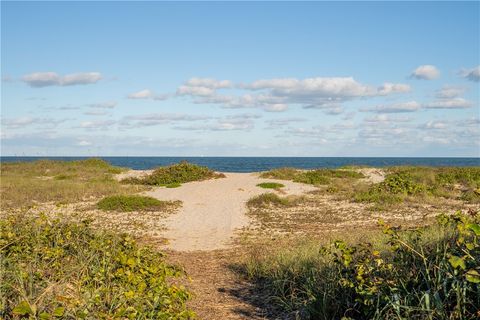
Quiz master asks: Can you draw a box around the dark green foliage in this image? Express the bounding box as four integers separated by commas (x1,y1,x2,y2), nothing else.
97,195,179,212
123,161,224,186
0,214,194,319
242,211,480,319
257,182,285,189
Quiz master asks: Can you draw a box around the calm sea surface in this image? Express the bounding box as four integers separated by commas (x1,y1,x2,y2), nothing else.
1,157,479,172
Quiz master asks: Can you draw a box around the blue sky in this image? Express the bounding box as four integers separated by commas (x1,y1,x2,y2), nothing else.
1,1,479,156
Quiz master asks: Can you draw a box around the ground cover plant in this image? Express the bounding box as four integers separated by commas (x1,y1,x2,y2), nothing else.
355,166,480,207
97,195,181,212
0,213,194,319
256,182,285,189
122,161,225,186
260,167,364,186
247,193,300,208
0,158,142,209
240,210,480,319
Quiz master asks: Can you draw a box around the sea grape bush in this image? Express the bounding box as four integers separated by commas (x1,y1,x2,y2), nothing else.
0,214,194,319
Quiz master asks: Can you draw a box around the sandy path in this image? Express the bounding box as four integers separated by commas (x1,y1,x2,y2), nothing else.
144,172,316,251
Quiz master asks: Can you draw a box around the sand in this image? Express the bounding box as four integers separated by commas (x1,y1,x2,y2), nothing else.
142,172,316,251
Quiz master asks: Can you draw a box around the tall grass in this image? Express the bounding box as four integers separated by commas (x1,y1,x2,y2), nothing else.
0,213,194,319
240,211,480,319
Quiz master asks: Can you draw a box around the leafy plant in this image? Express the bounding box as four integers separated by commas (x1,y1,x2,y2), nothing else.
241,210,480,319
122,161,224,186
97,195,180,212
0,213,194,319
257,182,285,189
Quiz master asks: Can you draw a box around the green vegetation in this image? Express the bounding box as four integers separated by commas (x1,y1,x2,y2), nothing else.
256,182,285,189
247,193,300,208
260,167,364,186
166,182,182,188
122,161,225,186
0,213,194,319
355,167,480,207
240,211,480,319
0,159,143,209
97,195,180,212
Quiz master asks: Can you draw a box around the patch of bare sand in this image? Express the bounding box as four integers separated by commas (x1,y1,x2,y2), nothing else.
357,168,386,184
144,172,316,251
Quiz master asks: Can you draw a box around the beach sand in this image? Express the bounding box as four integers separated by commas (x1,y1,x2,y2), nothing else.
141,172,317,251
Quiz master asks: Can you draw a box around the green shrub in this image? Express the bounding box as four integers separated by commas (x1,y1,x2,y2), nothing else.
257,182,285,189
123,161,224,186
97,195,179,212
355,167,480,206
241,211,480,319
261,168,364,186
166,182,182,188
0,214,194,319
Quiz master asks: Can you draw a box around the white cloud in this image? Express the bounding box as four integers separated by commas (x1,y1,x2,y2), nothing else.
84,110,109,116
411,65,440,80
88,101,117,109
364,114,412,124
377,83,411,95
22,72,102,87
78,120,116,130
435,86,466,99
424,98,472,109
184,78,232,89
127,89,169,100
174,119,254,131
361,101,421,113
120,113,211,128
459,66,480,82
420,121,448,130
77,140,92,146
2,117,67,129
177,76,410,112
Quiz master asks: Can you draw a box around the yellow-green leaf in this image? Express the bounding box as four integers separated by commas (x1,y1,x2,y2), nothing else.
12,301,33,316
53,306,65,317
448,255,466,270
466,269,480,283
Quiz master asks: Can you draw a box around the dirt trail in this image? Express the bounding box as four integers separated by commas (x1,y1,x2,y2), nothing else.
144,172,316,251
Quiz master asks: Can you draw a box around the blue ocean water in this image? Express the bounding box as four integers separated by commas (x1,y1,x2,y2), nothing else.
1,157,479,172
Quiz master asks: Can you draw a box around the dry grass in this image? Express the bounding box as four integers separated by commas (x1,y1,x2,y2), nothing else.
0,159,145,209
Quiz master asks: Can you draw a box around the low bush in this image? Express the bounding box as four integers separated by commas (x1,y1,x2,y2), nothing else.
122,161,224,186
260,167,364,186
247,193,298,208
0,214,194,319
241,210,480,319
97,195,180,212
257,182,285,189
355,167,480,206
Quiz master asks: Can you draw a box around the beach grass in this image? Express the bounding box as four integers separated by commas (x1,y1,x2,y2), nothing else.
0,213,194,319
97,195,181,212
0,159,144,209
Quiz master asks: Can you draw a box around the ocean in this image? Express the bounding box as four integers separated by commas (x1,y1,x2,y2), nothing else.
1,157,479,172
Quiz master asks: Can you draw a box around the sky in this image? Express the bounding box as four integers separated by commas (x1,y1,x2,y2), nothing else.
1,1,479,157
